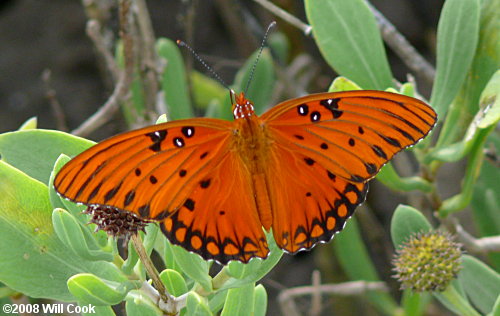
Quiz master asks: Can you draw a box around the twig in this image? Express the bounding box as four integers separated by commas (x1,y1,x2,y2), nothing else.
310,271,322,316
455,220,500,253
252,0,312,36
278,281,388,316
42,69,68,132
72,0,135,137
134,0,161,114
366,2,436,85
253,0,435,85
86,19,119,82
132,235,178,314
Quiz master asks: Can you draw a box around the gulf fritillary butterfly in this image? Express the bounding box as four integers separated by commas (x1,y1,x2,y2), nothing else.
54,90,436,264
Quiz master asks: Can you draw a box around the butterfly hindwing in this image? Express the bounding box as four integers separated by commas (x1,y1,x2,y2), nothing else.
261,90,437,182
159,151,269,264
264,142,368,253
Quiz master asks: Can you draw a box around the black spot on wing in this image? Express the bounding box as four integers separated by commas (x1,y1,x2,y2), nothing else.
200,179,211,188
88,181,103,201
184,198,195,211
146,130,167,152
181,126,195,138
124,190,135,206
304,158,315,166
104,182,123,202
378,134,402,147
365,163,377,175
297,104,309,116
319,98,343,118
372,145,388,159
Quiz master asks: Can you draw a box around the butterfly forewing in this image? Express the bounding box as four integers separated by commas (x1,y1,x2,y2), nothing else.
262,90,437,182
54,118,232,219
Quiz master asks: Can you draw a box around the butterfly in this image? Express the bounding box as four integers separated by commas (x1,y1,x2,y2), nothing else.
54,90,437,264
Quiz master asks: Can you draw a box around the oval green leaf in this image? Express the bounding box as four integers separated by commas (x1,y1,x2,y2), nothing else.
305,0,393,89
390,205,432,248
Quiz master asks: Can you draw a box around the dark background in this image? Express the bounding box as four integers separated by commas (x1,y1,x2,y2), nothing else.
0,1,448,315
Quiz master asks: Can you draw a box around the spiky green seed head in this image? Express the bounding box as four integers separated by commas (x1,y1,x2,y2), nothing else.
393,231,462,292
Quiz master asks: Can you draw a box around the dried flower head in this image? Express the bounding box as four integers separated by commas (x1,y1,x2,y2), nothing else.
393,231,462,292
84,205,150,240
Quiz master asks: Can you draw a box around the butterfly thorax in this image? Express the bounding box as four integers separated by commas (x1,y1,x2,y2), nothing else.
231,92,271,171
232,92,274,229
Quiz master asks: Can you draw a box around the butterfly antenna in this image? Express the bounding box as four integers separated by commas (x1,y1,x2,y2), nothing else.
176,40,230,90
244,21,276,94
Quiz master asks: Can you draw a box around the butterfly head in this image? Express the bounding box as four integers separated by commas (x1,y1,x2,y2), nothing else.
232,91,255,120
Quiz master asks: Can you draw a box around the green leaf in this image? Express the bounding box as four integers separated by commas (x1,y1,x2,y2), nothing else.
67,273,135,305
160,269,188,297
186,292,212,316
219,231,282,290
434,281,481,316
328,76,362,92
390,205,432,248
0,161,127,301
52,208,113,261
125,290,163,316
305,0,393,89
333,217,398,315
253,284,268,316
49,154,72,210
171,244,212,292
208,289,228,313
435,0,499,146
427,70,500,163
191,71,227,113
157,38,194,120
430,0,480,119
122,239,140,276
220,283,254,316
0,129,94,185
438,126,493,216
471,133,500,269
231,48,275,117
84,306,116,316
18,117,37,130
489,295,500,316
268,32,290,64
459,255,500,314
377,164,433,192
156,114,168,124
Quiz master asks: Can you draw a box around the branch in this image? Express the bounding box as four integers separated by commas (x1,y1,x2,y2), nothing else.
252,0,312,36
279,280,388,316
86,19,119,82
253,0,435,85
455,221,500,253
134,0,161,114
72,0,135,137
366,2,436,84
42,69,68,132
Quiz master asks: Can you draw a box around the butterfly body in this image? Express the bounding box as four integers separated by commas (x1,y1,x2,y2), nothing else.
54,90,437,264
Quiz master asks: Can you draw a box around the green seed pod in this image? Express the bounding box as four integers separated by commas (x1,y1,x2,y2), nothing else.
393,231,462,292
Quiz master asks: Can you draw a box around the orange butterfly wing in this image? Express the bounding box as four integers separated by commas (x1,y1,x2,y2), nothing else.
261,90,436,253
54,118,269,263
